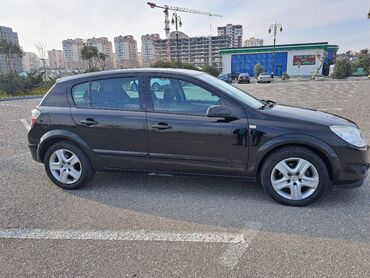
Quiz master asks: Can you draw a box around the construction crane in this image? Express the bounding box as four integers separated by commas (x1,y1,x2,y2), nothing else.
147,2,222,61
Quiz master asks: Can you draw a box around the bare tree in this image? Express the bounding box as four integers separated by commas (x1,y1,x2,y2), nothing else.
35,42,47,80
311,52,327,79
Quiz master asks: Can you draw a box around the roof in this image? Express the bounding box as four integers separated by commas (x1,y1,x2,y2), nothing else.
57,68,202,83
220,42,339,54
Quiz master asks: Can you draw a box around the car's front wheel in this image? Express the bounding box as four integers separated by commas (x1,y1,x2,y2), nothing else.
44,141,94,189
260,147,329,206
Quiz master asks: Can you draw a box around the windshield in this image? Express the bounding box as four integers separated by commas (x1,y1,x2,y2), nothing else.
197,73,262,109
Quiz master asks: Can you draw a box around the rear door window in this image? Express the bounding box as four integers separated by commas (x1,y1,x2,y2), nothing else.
71,77,141,111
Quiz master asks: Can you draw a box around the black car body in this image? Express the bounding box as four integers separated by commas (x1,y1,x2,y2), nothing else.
237,73,251,84
28,69,370,206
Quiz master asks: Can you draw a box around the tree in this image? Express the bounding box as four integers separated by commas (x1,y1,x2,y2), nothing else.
0,39,24,72
358,49,370,75
97,52,108,71
35,42,47,80
332,59,353,79
80,44,99,71
254,63,263,79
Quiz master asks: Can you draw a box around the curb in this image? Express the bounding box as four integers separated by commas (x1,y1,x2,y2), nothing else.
0,95,43,102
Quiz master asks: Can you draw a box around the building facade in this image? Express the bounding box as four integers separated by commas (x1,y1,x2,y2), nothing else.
114,35,138,68
22,52,40,72
244,37,263,47
141,33,160,67
86,37,114,70
48,49,65,69
221,42,338,77
0,26,23,73
154,35,230,71
217,24,243,48
62,38,86,71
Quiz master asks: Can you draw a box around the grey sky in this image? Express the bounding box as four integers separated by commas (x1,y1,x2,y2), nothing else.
1,0,369,55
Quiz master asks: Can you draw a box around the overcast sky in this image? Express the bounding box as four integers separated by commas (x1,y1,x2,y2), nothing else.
1,0,369,55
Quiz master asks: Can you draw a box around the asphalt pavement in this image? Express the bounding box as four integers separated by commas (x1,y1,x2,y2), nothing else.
1,79,369,277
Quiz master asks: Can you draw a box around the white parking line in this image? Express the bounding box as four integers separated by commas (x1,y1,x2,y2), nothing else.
0,228,245,243
320,108,343,111
0,223,261,269
219,222,262,269
0,103,22,107
19,119,31,131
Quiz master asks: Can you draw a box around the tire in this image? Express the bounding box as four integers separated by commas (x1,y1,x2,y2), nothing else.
44,141,94,189
260,147,329,206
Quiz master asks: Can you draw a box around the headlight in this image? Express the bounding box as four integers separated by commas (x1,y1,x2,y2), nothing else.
330,125,368,147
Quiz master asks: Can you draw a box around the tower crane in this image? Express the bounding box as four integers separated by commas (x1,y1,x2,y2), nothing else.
147,2,222,61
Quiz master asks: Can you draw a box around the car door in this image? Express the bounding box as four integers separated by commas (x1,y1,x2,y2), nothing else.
70,74,149,171
146,74,249,176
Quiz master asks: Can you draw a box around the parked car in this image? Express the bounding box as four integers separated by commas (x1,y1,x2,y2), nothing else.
257,72,272,83
28,69,369,206
218,73,233,84
237,73,251,84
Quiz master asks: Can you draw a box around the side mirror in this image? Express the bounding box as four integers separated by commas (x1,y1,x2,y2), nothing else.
207,105,234,118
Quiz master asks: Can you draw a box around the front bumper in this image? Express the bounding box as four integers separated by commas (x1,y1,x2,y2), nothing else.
332,145,370,188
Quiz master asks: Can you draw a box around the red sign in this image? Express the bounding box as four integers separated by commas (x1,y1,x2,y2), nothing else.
293,55,316,66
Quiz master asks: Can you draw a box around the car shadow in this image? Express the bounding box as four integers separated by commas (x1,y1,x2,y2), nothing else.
67,172,370,242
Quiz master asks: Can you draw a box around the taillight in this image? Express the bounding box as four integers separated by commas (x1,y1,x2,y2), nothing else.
31,108,41,126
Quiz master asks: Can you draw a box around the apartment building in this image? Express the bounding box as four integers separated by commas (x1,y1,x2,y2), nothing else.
48,49,65,69
114,35,138,68
244,37,264,47
0,26,23,73
86,37,114,70
217,24,243,48
154,35,231,71
62,38,86,71
22,52,40,72
141,33,160,67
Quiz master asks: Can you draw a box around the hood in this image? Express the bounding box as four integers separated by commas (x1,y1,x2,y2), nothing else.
263,104,357,127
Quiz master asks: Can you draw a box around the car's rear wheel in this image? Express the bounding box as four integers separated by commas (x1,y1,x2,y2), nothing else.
44,141,93,189
260,147,329,206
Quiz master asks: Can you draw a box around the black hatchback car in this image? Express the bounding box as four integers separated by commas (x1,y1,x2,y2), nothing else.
28,69,370,206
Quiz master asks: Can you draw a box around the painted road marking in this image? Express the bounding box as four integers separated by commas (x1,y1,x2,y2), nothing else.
19,119,31,131
0,223,262,269
0,228,246,244
219,222,262,269
0,103,22,107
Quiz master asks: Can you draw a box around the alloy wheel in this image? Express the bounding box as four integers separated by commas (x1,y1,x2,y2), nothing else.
270,157,319,201
49,149,82,184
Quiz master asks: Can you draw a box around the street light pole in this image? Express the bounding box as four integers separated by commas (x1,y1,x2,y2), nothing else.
171,13,182,64
268,22,283,79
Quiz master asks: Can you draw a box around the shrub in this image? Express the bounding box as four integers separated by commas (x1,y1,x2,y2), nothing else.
332,59,353,79
0,72,25,94
254,63,263,79
151,60,198,70
281,72,290,80
201,65,220,77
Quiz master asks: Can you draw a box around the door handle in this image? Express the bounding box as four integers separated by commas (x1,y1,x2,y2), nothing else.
80,118,98,126
151,122,172,130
